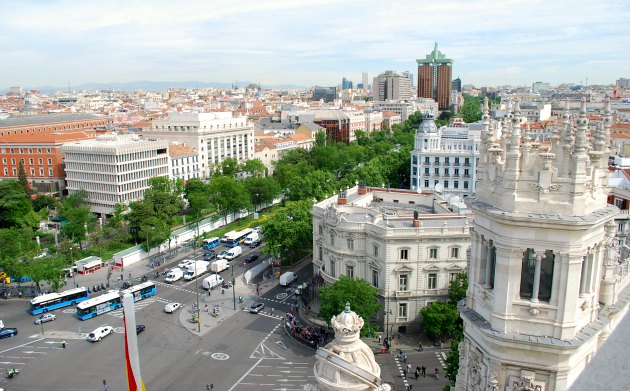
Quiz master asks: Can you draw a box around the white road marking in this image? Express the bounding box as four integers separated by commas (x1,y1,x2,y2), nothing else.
227,358,262,391
0,338,45,354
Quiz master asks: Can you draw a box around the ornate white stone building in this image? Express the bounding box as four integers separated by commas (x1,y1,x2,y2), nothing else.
410,113,482,197
312,186,471,334
456,98,630,391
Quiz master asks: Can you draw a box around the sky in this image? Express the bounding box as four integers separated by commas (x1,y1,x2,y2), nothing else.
1,0,629,90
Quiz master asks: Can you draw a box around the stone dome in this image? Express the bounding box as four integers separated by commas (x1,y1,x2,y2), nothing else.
417,111,438,134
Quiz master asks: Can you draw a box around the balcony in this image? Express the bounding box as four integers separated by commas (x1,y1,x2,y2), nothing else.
395,290,412,298
453,162,461,166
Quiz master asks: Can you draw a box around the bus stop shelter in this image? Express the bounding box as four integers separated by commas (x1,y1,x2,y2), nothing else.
76,256,103,275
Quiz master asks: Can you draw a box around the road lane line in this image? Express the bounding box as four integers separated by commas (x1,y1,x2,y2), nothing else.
228,358,263,391
0,338,45,354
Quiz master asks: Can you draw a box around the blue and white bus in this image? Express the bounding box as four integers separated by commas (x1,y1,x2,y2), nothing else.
202,237,221,250
226,229,253,247
76,281,156,320
29,287,89,315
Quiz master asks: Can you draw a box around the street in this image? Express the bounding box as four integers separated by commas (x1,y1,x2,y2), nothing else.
0,242,450,391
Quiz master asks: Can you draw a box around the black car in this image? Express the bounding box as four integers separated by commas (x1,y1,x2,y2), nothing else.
0,327,18,339
136,325,146,334
244,254,259,264
121,281,132,289
204,252,217,261
250,240,261,248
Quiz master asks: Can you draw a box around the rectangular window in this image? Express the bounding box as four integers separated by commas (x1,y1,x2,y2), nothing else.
451,247,459,258
29,158,34,165
434,168,439,175
330,233,335,246
373,244,379,257
429,248,438,259
347,238,354,251
445,157,450,164
454,181,459,188
372,270,379,287
449,272,458,283
464,169,470,176
454,168,459,175
38,158,43,165
47,158,52,165
424,167,429,175
39,168,44,176
444,168,449,175
318,246,323,262
346,265,354,279
424,180,429,188
434,157,440,163
48,168,54,176
400,249,409,260
330,260,336,278
615,199,623,208
399,274,408,291
398,303,408,318
424,157,430,163
444,181,449,188
464,181,469,189
319,225,323,235
428,273,437,289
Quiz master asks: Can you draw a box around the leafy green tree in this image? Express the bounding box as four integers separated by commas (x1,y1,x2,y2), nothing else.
318,276,381,337
0,180,40,229
461,94,482,123
32,195,58,213
244,176,281,210
420,302,460,341
138,216,171,252
126,199,155,243
444,339,460,384
272,149,312,188
216,157,239,177
261,200,312,261
60,190,93,247
0,227,39,278
104,204,131,245
17,160,32,195
240,159,267,177
284,170,338,201
315,130,326,147
25,254,67,292
143,176,185,227
449,271,468,304
207,176,251,224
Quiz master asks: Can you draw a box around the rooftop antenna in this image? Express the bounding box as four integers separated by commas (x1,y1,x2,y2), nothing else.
68,81,71,94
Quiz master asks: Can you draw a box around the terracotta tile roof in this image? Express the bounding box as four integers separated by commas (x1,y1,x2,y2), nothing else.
611,133,630,139
168,143,196,157
382,111,400,117
612,123,630,131
287,133,312,142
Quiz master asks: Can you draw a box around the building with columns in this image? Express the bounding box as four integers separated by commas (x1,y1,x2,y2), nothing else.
146,112,254,178
312,185,471,334
455,98,630,391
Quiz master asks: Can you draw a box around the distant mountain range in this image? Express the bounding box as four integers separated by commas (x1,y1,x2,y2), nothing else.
2,80,307,93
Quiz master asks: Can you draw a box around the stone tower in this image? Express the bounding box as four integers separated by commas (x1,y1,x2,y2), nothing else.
305,302,391,391
456,98,627,390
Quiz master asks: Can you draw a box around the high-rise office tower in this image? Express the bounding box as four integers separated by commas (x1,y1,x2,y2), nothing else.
372,70,412,101
342,77,352,90
362,72,369,90
452,77,462,93
417,42,453,110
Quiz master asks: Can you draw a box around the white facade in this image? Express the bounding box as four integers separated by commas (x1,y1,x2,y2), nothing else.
410,113,481,197
312,186,470,333
168,143,199,182
456,98,630,391
372,71,412,101
62,134,169,215
147,112,254,178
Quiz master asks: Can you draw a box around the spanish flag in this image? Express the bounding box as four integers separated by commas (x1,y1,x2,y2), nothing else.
123,293,147,391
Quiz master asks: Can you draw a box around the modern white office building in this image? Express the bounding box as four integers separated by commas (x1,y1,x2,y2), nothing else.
62,134,169,215
410,113,481,197
168,142,199,182
372,71,413,102
147,111,254,178
455,99,630,391
312,185,471,333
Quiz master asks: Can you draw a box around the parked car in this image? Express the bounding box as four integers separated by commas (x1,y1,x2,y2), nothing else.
34,313,56,325
164,302,182,313
244,254,259,264
87,326,113,342
136,325,146,334
217,250,229,260
204,252,217,261
178,259,195,269
0,327,18,339
249,302,265,314
222,281,233,289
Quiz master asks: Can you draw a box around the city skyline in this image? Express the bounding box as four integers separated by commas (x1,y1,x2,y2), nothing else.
1,0,629,90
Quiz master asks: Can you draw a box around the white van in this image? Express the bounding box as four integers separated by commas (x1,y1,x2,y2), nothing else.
202,275,224,290
279,272,298,287
243,232,259,246
223,246,242,261
165,268,183,283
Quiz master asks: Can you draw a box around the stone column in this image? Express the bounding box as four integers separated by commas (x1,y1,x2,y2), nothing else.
579,256,588,296
484,241,493,289
531,251,543,303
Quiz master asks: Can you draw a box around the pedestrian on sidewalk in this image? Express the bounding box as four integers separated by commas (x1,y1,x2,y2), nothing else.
103,379,108,391
204,303,209,312
271,307,275,316
128,272,132,280
421,365,426,377
402,366,408,379
61,340,66,349
378,334,382,344
414,367,420,380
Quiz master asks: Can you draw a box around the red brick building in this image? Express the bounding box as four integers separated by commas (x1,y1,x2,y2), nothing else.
0,113,109,193
416,43,453,110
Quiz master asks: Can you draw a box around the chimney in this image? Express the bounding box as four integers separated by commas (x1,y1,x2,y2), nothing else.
358,182,368,195
337,188,348,205
412,210,420,227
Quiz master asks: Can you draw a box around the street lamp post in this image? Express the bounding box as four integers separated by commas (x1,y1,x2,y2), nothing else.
231,264,236,310
70,247,76,287
194,216,201,332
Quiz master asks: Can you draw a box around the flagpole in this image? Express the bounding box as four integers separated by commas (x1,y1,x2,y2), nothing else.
122,292,147,391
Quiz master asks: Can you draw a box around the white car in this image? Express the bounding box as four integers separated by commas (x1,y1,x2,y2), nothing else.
87,326,114,342
217,250,229,260
164,302,182,313
178,259,194,269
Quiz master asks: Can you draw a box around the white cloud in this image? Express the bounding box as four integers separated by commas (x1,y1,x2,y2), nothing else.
0,0,628,87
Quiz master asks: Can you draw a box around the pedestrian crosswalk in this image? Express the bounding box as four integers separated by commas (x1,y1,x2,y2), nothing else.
154,281,196,295
108,298,156,318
